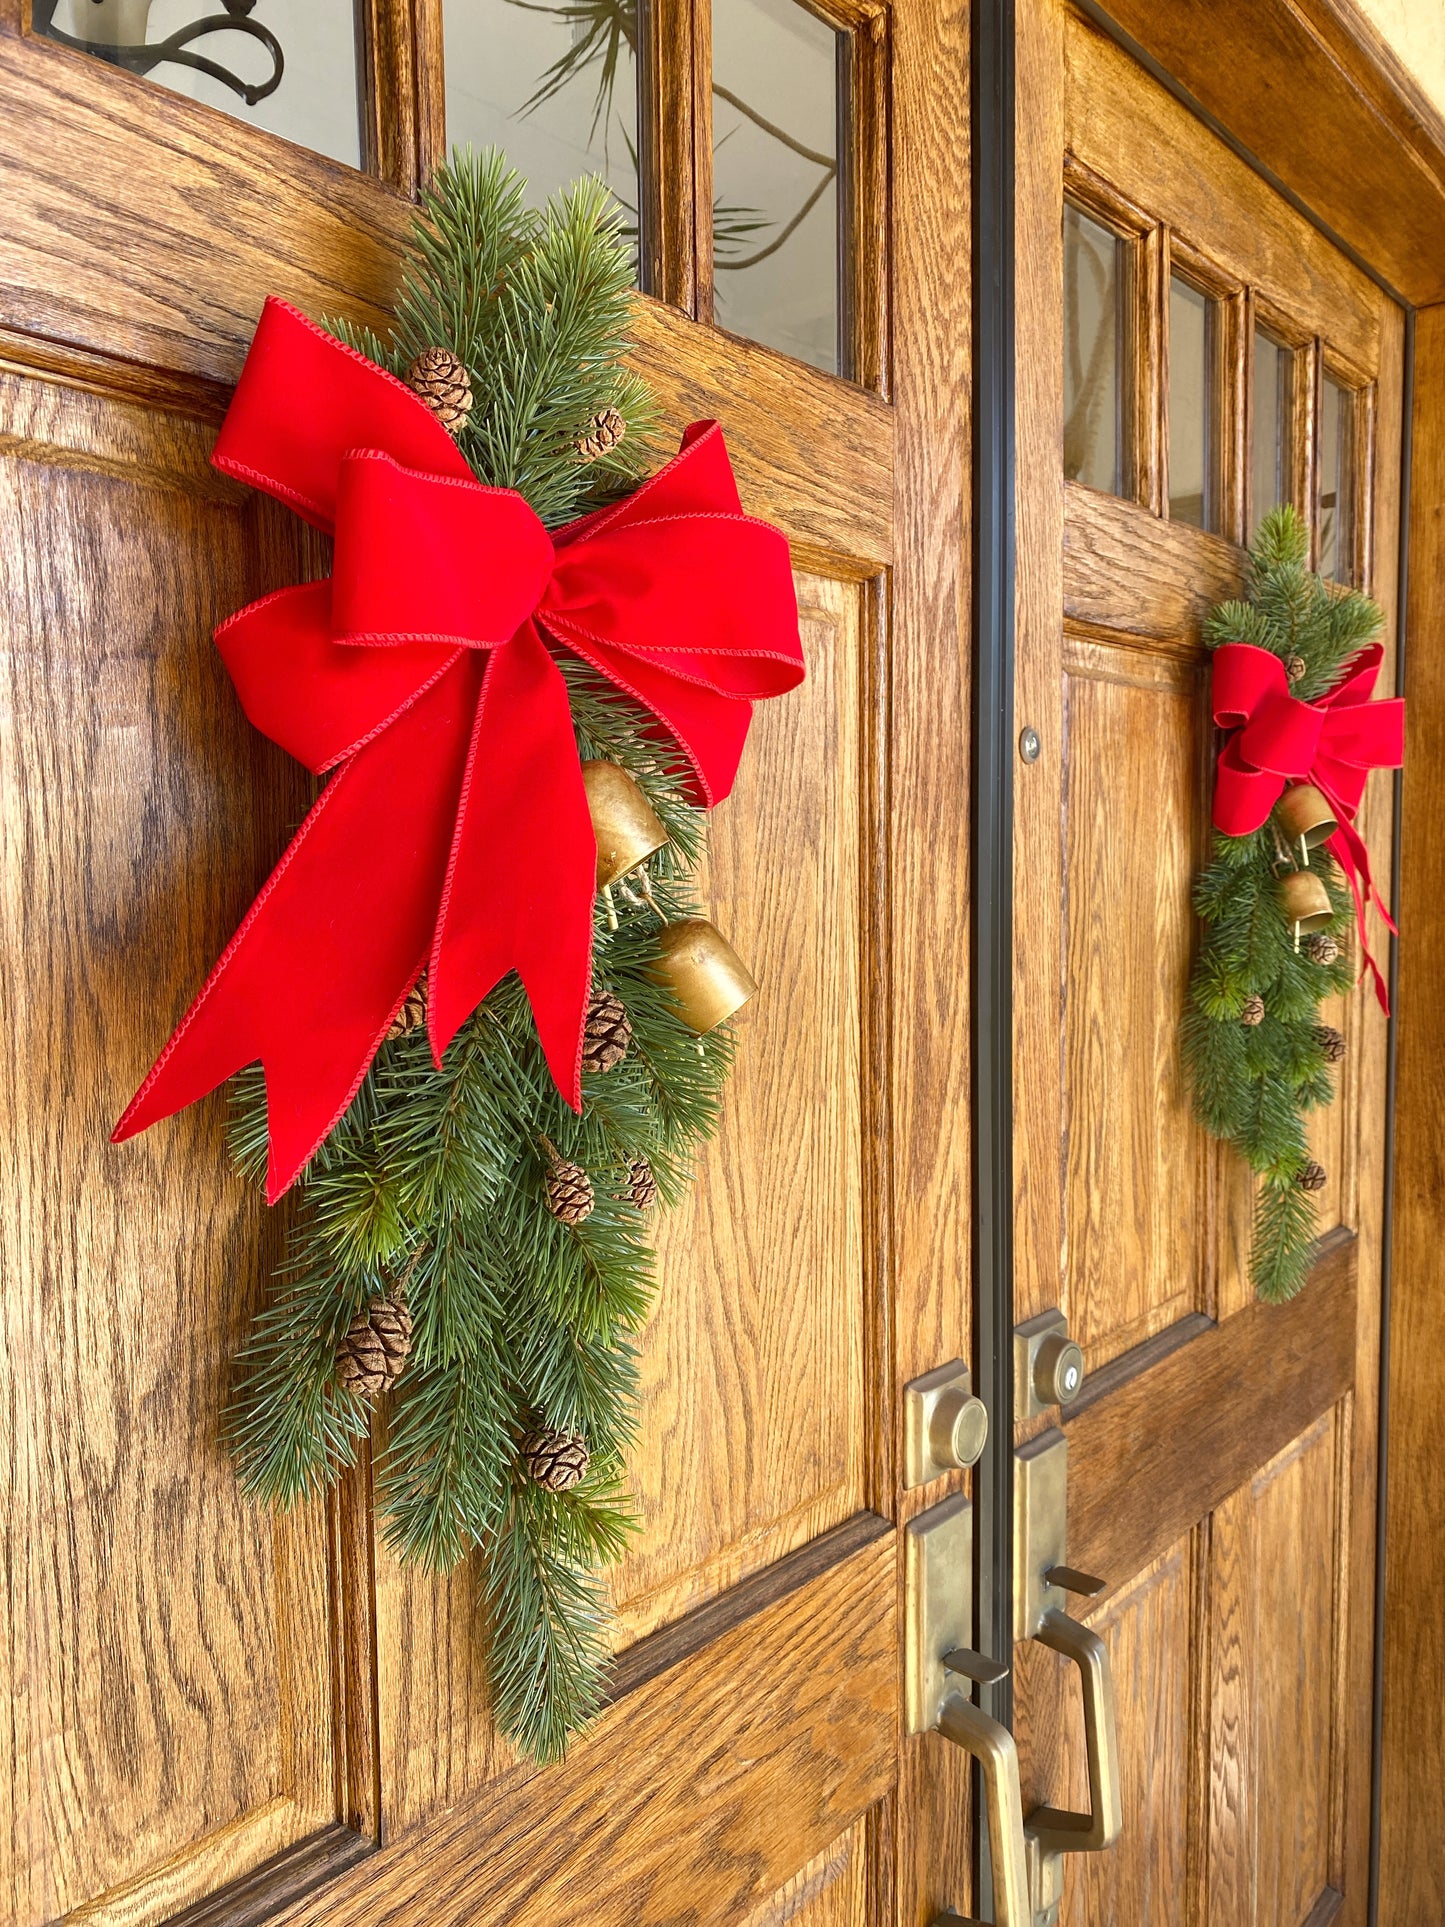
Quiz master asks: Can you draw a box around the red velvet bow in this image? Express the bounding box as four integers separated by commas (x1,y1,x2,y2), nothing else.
114,298,805,1200
1211,640,1404,1008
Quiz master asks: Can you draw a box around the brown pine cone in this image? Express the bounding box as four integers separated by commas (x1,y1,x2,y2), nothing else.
1313,1024,1346,1064
1303,932,1341,966
520,1427,589,1492
1296,1159,1328,1193
336,1294,413,1400
576,406,626,462
387,977,428,1040
543,1146,594,1225
1240,994,1266,1027
621,1154,658,1211
1286,654,1308,684
582,989,632,1074
405,346,473,434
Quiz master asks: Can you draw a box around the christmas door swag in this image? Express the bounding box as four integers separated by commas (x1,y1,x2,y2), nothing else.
1184,507,1403,1303
112,153,805,1760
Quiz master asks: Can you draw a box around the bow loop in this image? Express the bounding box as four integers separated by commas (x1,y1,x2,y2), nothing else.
115,298,806,1199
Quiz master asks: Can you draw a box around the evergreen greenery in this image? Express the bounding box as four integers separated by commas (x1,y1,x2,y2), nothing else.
225,150,730,1762
1184,506,1380,1301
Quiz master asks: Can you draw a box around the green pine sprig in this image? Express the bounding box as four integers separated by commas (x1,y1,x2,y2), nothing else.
1186,505,1380,1300
228,151,731,1762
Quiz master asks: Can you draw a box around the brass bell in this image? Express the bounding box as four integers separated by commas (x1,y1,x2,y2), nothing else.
582,760,668,890
1278,868,1333,936
1277,783,1339,859
650,919,758,1033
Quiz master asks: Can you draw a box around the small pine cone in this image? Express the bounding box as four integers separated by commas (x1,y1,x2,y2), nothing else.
521,1427,590,1492
1296,1159,1328,1193
1303,932,1341,966
336,1294,413,1401
576,406,626,463
1314,1024,1346,1064
621,1154,658,1211
582,989,632,1074
543,1147,594,1225
405,346,473,434
1286,654,1308,685
387,977,428,1040
1240,994,1266,1027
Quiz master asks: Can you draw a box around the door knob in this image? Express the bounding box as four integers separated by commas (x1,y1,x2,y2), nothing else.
904,1360,990,1485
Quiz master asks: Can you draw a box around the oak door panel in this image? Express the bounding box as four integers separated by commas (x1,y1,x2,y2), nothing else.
0,372,339,1927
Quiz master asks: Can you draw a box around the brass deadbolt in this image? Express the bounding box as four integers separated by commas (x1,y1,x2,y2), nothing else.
932,1386,990,1470
1034,1333,1085,1407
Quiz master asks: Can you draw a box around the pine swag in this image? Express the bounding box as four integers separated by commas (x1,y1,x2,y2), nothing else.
207,153,771,1761
1183,506,1387,1302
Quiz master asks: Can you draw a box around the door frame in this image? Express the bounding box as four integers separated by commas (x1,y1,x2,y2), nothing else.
973,1,1445,1919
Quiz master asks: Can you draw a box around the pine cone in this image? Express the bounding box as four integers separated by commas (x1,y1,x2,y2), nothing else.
582,989,632,1074
1314,1024,1346,1063
1240,994,1266,1027
1303,932,1341,966
621,1154,658,1211
406,347,473,434
1296,1159,1328,1193
543,1147,594,1225
1286,654,1308,685
387,977,428,1040
576,407,626,462
521,1427,590,1492
336,1294,413,1400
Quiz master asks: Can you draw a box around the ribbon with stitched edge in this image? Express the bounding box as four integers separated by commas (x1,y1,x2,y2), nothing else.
1210,639,1404,1009
113,298,805,1201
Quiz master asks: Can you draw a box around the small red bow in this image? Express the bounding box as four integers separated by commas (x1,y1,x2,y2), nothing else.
114,299,805,1199
1211,640,1404,1008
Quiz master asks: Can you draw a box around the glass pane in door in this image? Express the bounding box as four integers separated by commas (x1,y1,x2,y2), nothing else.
443,0,640,262
1063,201,1124,495
1252,326,1293,535
1317,374,1357,583
1168,274,1218,530
712,0,847,374
33,1,363,168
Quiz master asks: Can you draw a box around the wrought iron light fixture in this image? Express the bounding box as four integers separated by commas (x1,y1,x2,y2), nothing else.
35,0,283,107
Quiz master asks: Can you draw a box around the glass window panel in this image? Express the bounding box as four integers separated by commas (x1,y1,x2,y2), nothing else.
712,0,846,375
443,0,640,262
1167,274,1217,530
1318,374,1357,584
1252,327,1293,537
1063,202,1123,495
34,1,363,169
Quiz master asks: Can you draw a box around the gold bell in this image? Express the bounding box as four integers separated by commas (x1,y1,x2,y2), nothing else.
650,919,758,1033
582,760,668,890
1277,783,1339,860
1278,868,1333,936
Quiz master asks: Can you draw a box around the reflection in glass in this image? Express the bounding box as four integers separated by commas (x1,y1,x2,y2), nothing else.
33,0,362,168
443,0,639,261
712,0,846,374
1063,203,1123,495
1252,327,1293,536
1167,275,1216,530
1318,375,1356,584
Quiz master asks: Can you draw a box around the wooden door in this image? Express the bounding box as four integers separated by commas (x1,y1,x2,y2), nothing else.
0,4,977,1925
1012,5,1399,1923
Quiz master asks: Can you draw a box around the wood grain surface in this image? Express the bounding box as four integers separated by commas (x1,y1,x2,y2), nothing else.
1378,301,1445,1921
1012,12,1399,1922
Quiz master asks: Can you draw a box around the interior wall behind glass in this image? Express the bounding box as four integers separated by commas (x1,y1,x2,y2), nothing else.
443,0,640,255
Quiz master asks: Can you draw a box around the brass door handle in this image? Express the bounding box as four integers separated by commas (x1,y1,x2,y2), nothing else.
936,1694,1030,1927
1023,1607,1122,1913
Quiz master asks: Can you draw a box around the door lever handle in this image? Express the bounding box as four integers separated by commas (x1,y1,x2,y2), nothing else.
936,1694,1030,1927
1025,1606,1123,1862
